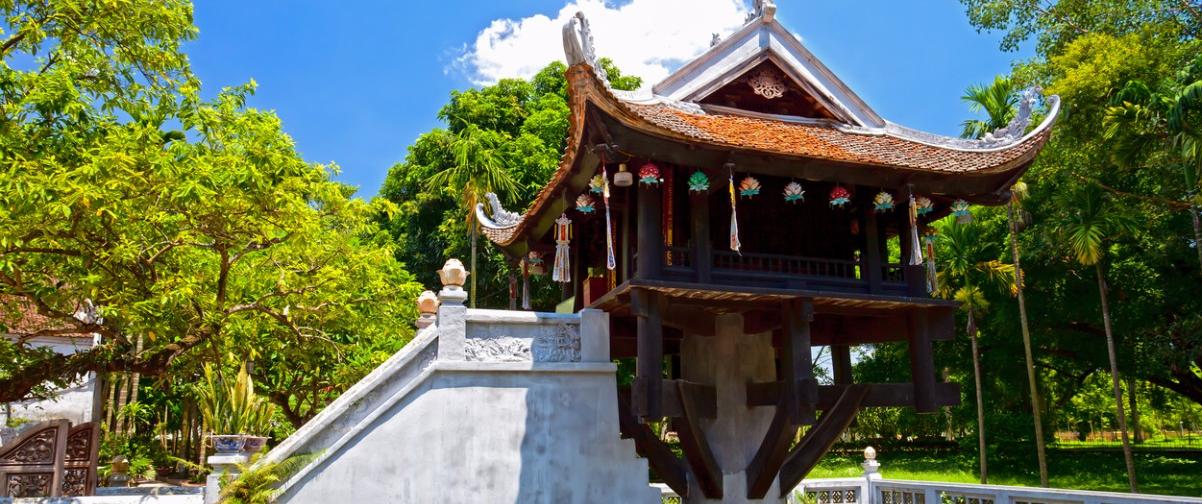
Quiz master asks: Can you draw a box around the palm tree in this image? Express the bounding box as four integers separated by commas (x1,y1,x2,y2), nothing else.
1054,185,1139,492
935,222,1016,484
1104,73,1202,274
428,125,518,307
961,77,1049,486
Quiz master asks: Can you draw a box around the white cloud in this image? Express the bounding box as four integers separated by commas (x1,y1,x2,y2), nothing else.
453,0,751,88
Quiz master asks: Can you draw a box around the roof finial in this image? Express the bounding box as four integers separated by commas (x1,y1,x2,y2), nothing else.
746,0,777,23
562,12,609,85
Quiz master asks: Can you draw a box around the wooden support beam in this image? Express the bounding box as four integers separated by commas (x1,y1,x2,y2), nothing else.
617,389,690,497
744,395,799,499
863,206,883,294
908,310,937,413
778,385,870,496
632,288,664,420
747,382,960,409
689,191,712,283
781,298,817,425
637,179,664,279
671,380,723,498
832,344,852,385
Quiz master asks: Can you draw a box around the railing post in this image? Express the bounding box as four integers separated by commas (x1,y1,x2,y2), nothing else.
862,446,881,504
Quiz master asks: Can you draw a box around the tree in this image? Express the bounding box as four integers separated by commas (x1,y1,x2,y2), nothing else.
934,221,1016,484
0,0,421,403
1052,185,1140,491
428,125,518,308
960,76,1050,486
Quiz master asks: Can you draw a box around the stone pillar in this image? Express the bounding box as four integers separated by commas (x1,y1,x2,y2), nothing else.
579,308,610,363
436,259,469,361
205,452,248,504
681,313,784,504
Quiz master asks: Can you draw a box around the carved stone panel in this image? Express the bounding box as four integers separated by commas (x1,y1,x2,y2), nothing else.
464,321,581,363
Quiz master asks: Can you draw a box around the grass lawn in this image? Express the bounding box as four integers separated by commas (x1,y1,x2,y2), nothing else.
809,448,1202,498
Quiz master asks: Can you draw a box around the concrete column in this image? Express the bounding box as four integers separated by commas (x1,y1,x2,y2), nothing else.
681,313,784,504
579,308,610,362
436,286,467,361
205,453,248,504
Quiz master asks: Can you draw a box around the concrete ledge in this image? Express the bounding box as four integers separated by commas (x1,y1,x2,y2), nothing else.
433,361,617,374
465,309,580,324
1,496,202,504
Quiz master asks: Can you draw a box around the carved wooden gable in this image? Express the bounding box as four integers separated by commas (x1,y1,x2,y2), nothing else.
697,60,840,119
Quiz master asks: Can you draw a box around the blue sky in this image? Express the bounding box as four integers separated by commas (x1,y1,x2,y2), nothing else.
186,1,1032,199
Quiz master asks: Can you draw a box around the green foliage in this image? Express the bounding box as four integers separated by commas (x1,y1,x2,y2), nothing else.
380,58,642,310
198,363,277,436
218,452,321,504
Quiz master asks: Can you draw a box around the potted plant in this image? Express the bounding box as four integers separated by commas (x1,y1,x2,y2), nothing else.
199,363,277,455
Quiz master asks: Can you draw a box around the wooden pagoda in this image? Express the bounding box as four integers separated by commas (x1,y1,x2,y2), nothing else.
477,3,1060,501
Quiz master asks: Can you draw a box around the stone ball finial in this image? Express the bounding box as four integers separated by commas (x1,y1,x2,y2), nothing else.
417,290,439,315
438,258,469,288
864,446,876,461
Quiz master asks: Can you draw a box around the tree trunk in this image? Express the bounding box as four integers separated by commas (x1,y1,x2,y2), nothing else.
470,223,478,308
1128,375,1142,443
127,335,144,435
968,310,988,484
104,374,118,429
1009,202,1049,487
1191,206,1202,275
114,372,130,434
1096,263,1138,492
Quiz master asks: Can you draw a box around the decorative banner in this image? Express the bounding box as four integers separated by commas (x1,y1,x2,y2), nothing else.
729,172,742,254
527,251,545,275
923,230,939,293
589,174,605,194
908,194,924,266
951,199,972,224
575,194,595,214
829,185,851,208
783,181,805,203
874,191,895,212
552,213,572,283
603,166,616,270
639,162,661,186
738,176,761,198
688,170,710,192
915,196,934,216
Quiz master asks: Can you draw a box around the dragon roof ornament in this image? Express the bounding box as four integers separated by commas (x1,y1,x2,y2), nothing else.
476,192,522,229
745,0,777,23
563,12,609,87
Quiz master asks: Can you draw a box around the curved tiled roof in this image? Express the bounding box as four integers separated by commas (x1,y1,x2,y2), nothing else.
478,64,1059,248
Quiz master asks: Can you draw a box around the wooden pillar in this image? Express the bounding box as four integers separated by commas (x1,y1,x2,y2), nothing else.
690,191,711,283
863,207,883,293
908,310,937,413
637,181,664,280
781,298,816,425
572,234,585,312
632,288,664,420
832,344,853,385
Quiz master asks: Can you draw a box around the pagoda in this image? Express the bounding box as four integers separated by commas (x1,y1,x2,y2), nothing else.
477,2,1059,501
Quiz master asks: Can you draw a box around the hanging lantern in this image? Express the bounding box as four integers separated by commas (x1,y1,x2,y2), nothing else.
951,199,972,224
738,176,761,198
829,185,851,208
639,162,661,186
783,181,805,203
688,171,710,193
526,251,546,276
589,174,605,194
915,196,934,217
613,163,633,187
575,194,596,214
552,214,572,283
873,191,895,212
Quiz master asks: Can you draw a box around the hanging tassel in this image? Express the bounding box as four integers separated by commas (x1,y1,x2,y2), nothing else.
603,166,616,270
908,193,924,266
552,213,572,283
729,171,741,254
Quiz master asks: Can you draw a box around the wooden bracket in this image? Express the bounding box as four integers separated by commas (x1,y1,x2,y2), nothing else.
617,388,690,498
778,385,870,496
671,380,723,498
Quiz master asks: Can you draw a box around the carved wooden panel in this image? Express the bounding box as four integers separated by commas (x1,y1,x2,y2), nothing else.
0,419,70,497
62,422,97,496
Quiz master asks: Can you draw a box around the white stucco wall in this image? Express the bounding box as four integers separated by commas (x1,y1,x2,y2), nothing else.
1,335,98,431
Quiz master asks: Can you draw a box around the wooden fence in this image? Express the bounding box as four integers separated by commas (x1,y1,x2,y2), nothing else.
0,420,99,497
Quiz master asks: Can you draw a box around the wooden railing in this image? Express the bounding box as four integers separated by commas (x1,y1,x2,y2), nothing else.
712,250,860,279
